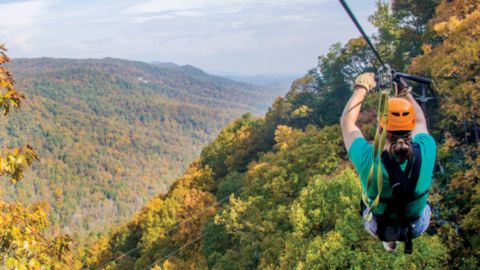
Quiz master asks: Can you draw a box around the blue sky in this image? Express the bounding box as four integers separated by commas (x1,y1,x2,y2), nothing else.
0,0,377,75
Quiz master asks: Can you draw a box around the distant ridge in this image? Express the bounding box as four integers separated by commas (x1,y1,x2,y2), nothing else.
150,61,180,68
224,73,301,87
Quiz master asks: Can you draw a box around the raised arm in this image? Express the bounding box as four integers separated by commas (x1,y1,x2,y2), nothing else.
404,93,428,136
397,79,428,136
340,73,376,151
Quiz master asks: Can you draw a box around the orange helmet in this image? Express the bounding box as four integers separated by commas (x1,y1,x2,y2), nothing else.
380,98,416,131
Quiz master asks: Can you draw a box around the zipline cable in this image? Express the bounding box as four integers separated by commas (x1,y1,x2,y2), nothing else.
164,192,234,236
94,186,244,270
144,229,263,270
338,0,387,69
141,235,203,270
338,0,433,88
338,0,392,217
141,179,314,269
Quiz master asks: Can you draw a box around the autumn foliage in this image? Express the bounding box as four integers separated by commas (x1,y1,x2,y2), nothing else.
1,0,479,269
86,1,479,269
0,45,75,269
0,45,38,184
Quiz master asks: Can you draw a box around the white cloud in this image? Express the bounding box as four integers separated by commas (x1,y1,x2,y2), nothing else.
173,10,205,17
126,0,276,14
0,0,55,51
125,0,327,19
1,0,377,74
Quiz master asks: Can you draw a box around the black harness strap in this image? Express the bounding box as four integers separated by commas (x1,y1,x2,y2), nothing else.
381,143,422,205
375,143,423,254
374,189,428,204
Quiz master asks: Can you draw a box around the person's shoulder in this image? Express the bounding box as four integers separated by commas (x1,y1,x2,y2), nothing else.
348,137,371,161
348,137,372,172
413,133,436,156
348,137,369,154
413,133,436,145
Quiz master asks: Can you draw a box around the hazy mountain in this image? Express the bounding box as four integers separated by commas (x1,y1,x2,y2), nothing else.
150,61,180,69
223,73,300,87
152,62,293,98
219,73,298,100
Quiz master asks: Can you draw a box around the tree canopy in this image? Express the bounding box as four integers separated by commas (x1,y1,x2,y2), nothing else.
86,1,479,269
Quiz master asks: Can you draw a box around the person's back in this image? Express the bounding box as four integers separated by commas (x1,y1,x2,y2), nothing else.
339,73,436,253
348,132,436,218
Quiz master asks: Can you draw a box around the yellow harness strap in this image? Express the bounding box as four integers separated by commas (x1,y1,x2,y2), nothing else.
363,90,389,221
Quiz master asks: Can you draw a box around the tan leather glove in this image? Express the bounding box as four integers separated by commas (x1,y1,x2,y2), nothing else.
354,72,376,92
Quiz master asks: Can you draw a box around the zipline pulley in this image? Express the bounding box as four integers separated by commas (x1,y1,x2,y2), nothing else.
376,64,394,91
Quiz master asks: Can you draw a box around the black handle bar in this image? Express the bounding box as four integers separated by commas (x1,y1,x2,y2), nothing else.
393,72,432,85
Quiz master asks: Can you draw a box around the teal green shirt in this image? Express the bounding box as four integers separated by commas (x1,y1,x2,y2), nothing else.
348,133,436,218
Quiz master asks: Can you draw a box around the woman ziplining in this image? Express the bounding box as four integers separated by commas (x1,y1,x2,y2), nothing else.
340,73,436,253
337,0,438,254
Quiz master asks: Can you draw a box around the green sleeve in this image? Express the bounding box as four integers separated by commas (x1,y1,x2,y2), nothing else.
348,137,373,189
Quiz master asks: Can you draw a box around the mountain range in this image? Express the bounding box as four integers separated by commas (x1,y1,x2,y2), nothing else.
0,57,287,239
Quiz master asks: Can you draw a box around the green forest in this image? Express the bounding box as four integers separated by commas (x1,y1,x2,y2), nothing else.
0,0,479,269
0,57,279,243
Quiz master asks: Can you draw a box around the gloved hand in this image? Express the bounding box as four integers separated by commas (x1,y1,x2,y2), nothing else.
355,72,376,92
396,77,412,97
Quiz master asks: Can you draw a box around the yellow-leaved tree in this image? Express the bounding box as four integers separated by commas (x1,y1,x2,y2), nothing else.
0,44,77,269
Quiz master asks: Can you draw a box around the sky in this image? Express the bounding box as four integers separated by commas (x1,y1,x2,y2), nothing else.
0,0,377,75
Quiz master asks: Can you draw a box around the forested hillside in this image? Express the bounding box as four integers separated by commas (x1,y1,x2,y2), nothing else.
86,1,479,269
0,57,279,240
